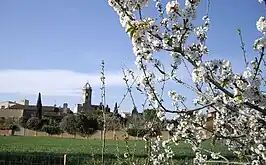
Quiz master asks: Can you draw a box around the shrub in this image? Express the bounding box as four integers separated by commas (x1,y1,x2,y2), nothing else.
75,115,98,137
60,114,99,136
0,117,20,132
8,124,20,131
127,128,147,137
19,116,29,128
26,117,42,131
126,127,161,138
41,125,62,135
60,114,77,135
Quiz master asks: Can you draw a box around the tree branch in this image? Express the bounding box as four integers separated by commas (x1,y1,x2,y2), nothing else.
164,103,214,114
253,47,265,80
118,76,138,109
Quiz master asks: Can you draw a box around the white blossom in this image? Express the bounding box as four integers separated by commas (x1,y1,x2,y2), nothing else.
256,17,266,33
166,1,180,15
109,0,266,164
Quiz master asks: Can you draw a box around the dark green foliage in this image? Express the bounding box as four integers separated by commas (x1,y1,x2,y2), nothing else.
113,102,119,116
131,106,138,116
86,110,115,130
0,117,5,124
75,115,98,137
19,116,28,128
60,114,98,136
40,117,50,126
143,109,157,121
36,93,42,119
127,128,147,137
105,104,110,112
41,125,62,135
19,116,56,132
105,116,122,131
0,123,19,131
8,124,20,131
60,114,77,135
26,117,42,131
0,117,20,131
127,127,161,137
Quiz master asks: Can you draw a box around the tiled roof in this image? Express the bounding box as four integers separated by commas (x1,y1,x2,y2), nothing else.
8,104,25,109
0,101,17,104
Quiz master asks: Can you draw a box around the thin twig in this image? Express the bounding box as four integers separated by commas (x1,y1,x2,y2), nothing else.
182,58,192,78
206,0,211,16
122,68,137,108
181,101,188,109
237,29,248,67
118,76,138,109
154,63,205,97
152,59,167,100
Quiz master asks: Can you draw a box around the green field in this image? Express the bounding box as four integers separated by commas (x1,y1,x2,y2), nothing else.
0,136,235,165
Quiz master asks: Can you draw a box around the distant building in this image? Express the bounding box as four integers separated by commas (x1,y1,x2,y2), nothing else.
120,112,131,119
204,107,216,131
0,99,72,120
74,82,110,114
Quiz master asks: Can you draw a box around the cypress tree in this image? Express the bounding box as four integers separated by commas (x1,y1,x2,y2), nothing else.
36,92,42,119
132,106,138,116
113,102,119,116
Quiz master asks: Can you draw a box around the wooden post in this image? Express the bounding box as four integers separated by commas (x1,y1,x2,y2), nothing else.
63,154,67,165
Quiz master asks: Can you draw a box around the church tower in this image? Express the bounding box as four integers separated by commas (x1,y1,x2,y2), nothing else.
82,82,92,111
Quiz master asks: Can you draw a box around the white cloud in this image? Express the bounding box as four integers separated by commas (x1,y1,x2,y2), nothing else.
0,69,126,96
0,63,192,98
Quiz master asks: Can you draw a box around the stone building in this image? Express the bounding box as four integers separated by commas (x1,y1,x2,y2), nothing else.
74,82,110,114
0,99,71,120
205,107,216,131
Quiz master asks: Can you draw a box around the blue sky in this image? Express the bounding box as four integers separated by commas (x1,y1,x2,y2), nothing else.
0,0,264,113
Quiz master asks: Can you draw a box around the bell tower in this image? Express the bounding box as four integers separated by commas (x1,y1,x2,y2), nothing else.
82,82,92,110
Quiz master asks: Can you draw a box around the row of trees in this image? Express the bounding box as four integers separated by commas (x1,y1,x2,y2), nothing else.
19,114,99,137
17,105,163,138
1,91,166,138
0,117,20,135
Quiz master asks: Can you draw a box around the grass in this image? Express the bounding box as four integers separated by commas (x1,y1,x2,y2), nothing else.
0,136,236,165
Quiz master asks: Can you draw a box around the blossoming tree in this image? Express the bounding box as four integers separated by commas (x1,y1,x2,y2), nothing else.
109,0,266,164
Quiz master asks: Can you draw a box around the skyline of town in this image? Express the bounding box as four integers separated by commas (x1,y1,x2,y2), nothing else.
0,0,264,112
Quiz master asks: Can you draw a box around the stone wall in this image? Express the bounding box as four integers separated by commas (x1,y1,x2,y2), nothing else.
0,130,12,136
0,109,23,118
23,129,171,140
0,102,16,109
